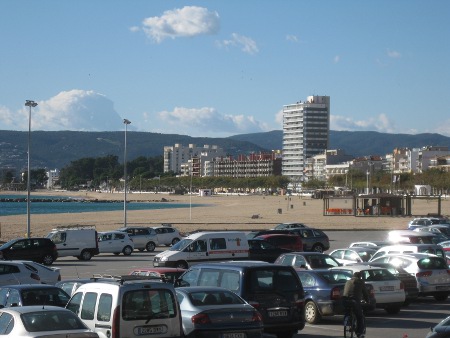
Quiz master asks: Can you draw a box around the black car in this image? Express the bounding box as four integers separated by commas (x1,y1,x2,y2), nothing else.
0,238,58,265
248,238,293,263
274,252,342,269
0,284,70,308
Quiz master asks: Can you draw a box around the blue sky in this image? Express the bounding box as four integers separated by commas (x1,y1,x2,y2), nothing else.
1,1,449,137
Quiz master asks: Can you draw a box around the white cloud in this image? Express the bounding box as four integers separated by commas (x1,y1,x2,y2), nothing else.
156,106,268,136
5,90,124,131
387,48,401,58
434,119,450,137
286,34,298,43
334,55,340,63
331,113,396,133
141,6,220,43
217,33,259,54
129,26,140,32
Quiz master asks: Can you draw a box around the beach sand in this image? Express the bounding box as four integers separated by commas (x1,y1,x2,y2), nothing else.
1,190,449,241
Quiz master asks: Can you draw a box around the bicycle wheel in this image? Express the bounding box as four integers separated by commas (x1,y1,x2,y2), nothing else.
343,313,356,338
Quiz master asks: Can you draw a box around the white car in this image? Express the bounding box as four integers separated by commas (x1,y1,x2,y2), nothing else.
0,305,99,337
370,253,450,301
15,261,61,285
330,264,406,314
98,231,134,256
151,225,182,246
0,261,41,286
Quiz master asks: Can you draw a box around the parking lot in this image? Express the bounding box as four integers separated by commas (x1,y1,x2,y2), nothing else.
51,230,448,338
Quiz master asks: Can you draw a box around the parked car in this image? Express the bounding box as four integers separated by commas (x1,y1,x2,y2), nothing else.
439,240,450,252
253,234,303,251
176,286,264,338
116,226,159,252
415,225,450,239
55,278,94,296
369,253,450,301
297,269,376,324
353,261,419,305
274,252,341,269
66,275,183,338
330,264,406,314
369,244,446,261
387,230,443,244
15,261,61,285
0,305,99,337
0,261,41,286
0,238,58,265
0,284,71,308
151,224,182,246
408,217,450,230
329,247,377,265
47,226,99,261
253,228,330,253
97,231,134,255
349,241,391,249
129,267,186,284
248,238,293,263
176,261,306,338
427,314,450,338
272,223,309,230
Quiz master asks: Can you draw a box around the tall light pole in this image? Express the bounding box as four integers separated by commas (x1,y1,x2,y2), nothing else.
25,100,37,238
123,119,131,227
366,170,370,195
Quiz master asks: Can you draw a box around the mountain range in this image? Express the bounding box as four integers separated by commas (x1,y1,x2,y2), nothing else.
1,129,449,170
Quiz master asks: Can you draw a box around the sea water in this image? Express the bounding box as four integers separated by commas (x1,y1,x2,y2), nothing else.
0,194,200,216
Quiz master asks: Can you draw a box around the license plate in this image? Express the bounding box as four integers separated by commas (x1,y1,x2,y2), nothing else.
380,286,394,291
134,325,166,335
268,310,288,317
223,333,245,338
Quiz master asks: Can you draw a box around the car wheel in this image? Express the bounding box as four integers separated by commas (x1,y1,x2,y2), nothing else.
434,292,449,302
305,300,321,324
80,250,92,261
123,245,133,256
312,244,324,253
385,305,401,314
42,254,54,266
146,242,156,252
175,260,188,269
171,238,180,246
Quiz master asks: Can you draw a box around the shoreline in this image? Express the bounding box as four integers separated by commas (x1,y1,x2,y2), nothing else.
0,189,449,242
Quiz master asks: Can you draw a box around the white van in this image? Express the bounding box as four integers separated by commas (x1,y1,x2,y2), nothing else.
47,226,99,261
369,244,446,261
66,276,182,338
153,231,249,269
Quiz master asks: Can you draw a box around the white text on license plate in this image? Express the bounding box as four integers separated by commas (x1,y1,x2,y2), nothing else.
380,286,394,291
269,310,288,317
135,325,166,335
223,333,245,338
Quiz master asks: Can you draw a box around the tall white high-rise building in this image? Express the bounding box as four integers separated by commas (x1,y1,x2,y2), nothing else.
282,95,330,182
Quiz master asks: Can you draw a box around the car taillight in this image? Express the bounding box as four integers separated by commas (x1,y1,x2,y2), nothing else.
447,270,450,275
400,282,404,290
416,271,433,277
112,306,120,338
30,273,40,281
252,310,263,322
248,300,260,309
331,286,341,300
295,298,304,310
191,313,211,324
57,274,61,281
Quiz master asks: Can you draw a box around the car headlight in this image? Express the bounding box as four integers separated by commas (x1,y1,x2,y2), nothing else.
160,257,168,262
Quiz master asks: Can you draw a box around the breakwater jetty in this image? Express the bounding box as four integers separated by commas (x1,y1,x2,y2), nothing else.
0,197,171,203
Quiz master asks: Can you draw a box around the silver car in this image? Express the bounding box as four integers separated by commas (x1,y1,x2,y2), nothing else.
175,286,263,338
0,305,98,337
116,226,158,252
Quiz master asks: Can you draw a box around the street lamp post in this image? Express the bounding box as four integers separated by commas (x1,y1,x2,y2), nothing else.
366,170,370,195
25,100,37,238
123,119,131,227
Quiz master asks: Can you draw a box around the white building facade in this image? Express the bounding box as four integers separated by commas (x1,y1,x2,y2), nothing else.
282,95,330,182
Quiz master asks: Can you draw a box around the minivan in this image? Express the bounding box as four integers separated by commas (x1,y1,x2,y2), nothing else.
66,275,183,338
153,231,249,269
175,261,305,338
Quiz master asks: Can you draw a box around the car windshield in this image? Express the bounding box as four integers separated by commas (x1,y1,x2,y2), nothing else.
170,238,193,251
187,290,244,306
363,269,396,281
21,310,87,332
316,270,352,284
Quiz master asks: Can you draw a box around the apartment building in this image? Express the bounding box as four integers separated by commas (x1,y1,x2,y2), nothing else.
282,95,330,182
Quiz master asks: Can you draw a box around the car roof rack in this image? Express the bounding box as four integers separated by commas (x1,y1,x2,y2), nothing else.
53,224,96,230
91,274,169,285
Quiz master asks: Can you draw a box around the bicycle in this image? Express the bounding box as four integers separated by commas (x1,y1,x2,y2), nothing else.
343,301,366,338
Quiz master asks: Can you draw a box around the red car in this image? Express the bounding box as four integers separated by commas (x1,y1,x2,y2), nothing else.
128,267,186,283
254,233,303,251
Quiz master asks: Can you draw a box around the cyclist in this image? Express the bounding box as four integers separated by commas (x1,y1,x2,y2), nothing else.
343,271,370,338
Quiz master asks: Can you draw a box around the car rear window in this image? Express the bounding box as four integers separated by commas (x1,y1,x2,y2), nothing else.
122,289,177,320
249,268,303,294
417,257,448,269
363,269,396,281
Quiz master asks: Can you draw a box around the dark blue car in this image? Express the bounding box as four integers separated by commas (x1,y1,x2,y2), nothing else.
297,269,376,324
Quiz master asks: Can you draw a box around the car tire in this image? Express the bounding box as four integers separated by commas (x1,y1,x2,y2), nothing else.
146,242,156,252
123,245,133,256
171,238,180,246
175,260,188,269
434,292,449,302
305,300,321,324
80,250,92,261
312,244,324,253
385,305,401,314
42,254,54,266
